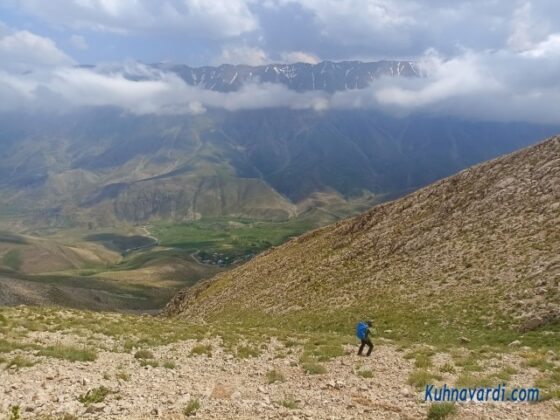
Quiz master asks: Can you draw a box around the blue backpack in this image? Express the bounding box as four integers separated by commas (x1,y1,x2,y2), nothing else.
356,321,368,340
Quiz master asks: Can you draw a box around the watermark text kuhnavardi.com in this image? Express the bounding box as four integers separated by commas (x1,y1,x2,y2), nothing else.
425,384,540,402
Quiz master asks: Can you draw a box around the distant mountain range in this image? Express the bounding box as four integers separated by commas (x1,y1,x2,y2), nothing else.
0,60,558,228
153,60,420,92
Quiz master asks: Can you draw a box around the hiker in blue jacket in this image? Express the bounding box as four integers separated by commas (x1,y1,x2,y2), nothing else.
356,320,373,356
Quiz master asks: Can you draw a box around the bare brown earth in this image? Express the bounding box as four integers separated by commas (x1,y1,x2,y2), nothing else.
0,228,223,311
0,277,154,312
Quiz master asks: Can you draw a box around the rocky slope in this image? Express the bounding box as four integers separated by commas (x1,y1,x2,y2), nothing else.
1,307,559,419
166,136,560,333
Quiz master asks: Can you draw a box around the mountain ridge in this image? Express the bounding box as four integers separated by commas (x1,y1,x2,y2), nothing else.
0,109,554,228
152,60,419,93
165,135,560,335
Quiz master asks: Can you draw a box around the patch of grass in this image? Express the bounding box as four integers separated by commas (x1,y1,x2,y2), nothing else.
453,354,483,372
494,366,517,382
415,353,433,368
116,371,130,381
140,359,159,368
48,415,78,420
533,368,560,392
8,405,21,420
0,307,209,351
523,357,554,371
78,386,112,406
152,217,315,264
236,345,259,359
163,360,176,369
407,370,440,389
427,402,457,420
183,398,200,417
39,345,97,362
455,373,498,388
190,344,212,357
282,338,300,348
0,338,39,354
123,340,136,353
313,344,344,361
302,362,327,375
539,389,560,401
279,396,299,409
440,363,456,374
357,368,373,378
303,338,345,362
3,249,22,271
266,369,285,384
134,349,154,360
6,355,35,370
454,373,479,388
462,361,483,372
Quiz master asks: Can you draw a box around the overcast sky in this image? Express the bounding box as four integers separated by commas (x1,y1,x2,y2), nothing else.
1,1,560,123
2,0,560,64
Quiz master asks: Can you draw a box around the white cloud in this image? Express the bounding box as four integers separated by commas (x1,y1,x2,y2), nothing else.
372,50,497,108
217,46,269,66
0,61,329,114
288,0,414,34
5,0,560,66
268,0,419,49
20,0,258,39
506,2,556,54
345,42,560,124
280,51,320,64
70,34,88,50
0,30,74,72
521,33,560,58
216,47,320,66
1,27,560,125
508,2,537,51
48,67,172,112
258,0,560,63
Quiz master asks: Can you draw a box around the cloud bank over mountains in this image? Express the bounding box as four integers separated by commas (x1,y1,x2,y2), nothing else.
0,1,559,124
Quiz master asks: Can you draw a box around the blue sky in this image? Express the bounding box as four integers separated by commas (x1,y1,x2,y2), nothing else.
1,1,560,124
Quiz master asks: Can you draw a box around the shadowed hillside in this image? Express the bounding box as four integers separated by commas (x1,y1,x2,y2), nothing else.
0,109,555,228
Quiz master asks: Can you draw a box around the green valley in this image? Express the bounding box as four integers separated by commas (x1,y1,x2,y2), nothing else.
151,217,316,265
0,214,329,311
